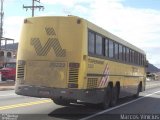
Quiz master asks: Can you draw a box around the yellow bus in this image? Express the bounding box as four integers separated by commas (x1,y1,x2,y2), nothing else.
15,16,146,109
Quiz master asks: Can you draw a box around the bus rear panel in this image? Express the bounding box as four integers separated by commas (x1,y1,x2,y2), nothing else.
16,16,93,102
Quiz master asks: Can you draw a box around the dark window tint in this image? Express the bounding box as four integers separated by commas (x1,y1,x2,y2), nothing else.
7,52,12,58
132,51,134,63
96,35,102,55
0,51,4,57
119,45,123,61
129,50,132,63
137,53,139,65
109,40,114,58
126,48,129,62
88,31,95,54
134,52,138,64
114,43,119,59
6,63,16,68
139,54,142,65
123,46,126,61
142,55,145,66
105,39,109,57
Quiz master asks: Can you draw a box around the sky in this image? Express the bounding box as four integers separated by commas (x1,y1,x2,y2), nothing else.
2,0,160,68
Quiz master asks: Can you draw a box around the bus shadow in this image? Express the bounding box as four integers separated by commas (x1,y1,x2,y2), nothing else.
48,96,142,120
48,104,101,119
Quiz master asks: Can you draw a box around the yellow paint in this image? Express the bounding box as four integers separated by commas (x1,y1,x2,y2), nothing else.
17,16,85,88
16,16,146,96
0,99,52,111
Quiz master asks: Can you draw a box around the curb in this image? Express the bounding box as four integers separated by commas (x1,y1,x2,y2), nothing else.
0,80,15,91
0,86,15,91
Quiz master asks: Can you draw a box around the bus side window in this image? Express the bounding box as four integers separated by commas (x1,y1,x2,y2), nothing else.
123,46,126,62
132,50,135,64
114,42,119,60
109,40,114,59
119,44,123,61
142,55,145,66
139,53,142,66
139,54,142,65
135,52,138,65
129,49,132,63
105,38,109,57
126,48,129,63
88,31,95,54
137,53,139,65
96,34,102,55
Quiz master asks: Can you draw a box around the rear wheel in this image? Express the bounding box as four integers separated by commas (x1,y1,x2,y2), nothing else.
134,83,142,98
100,85,112,109
110,85,119,107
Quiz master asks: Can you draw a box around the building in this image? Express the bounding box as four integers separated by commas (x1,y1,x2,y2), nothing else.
0,43,18,67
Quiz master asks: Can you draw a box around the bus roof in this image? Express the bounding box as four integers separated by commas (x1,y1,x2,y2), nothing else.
27,15,145,55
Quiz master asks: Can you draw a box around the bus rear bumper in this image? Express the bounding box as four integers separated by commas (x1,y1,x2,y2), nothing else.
15,85,105,104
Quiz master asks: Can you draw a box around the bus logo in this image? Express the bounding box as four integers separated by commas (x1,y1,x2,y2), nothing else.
31,38,66,57
30,27,66,57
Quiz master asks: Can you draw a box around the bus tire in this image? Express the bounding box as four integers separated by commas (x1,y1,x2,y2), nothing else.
110,85,119,107
100,85,112,109
52,98,70,106
134,83,142,98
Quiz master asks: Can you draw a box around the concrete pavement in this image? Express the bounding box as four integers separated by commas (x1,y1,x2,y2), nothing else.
1,85,160,120
0,80,15,91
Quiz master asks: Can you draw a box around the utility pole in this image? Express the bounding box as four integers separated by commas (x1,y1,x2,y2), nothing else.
0,0,14,50
0,0,4,49
23,0,44,17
